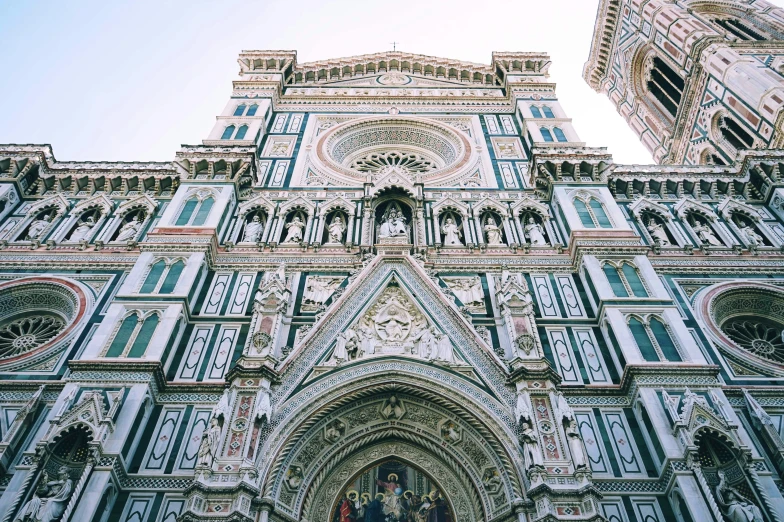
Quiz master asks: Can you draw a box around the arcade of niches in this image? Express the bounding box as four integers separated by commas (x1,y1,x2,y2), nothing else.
1,4,784,522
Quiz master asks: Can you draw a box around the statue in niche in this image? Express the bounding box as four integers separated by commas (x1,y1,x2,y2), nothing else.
68,215,96,242
285,466,303,489
326,214,347,244
302,276,343,311
378,203,409,239
443,277,484,308
242,214,264,243
715,470,763,522
197,417,221,467
520,422,544,469
565,419,587,469
26,214,52,240
283,214,305,243
380,395,406,419
691,218,722,246
483,214,504,245
737,218,764,246
14,466,73,522
115,215,142,242
525,217,548,246
646,218,671,246
440,215,463,246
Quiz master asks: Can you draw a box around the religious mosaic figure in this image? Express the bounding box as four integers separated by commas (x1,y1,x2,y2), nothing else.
242,214,264,243
327,214,346,244
377,473,404,519
283,215,305,243
115,215,142,242
440,216,463,246
646,220,671,245
525,217,547,245
68,215,96,242
715,470,763,522
26,214,52,240
692,220,722,246
14,466,73,522
483,215,504,245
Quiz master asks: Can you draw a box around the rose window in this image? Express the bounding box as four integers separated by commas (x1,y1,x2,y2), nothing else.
721,317,784,363
0,314,66,357
349,151,438,175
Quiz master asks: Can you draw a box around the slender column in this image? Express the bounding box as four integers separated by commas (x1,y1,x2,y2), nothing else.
260,211,275,244
346,214,355,245
502,217,516,246
513,214,526,245
314,211,327,245
473,215,484,245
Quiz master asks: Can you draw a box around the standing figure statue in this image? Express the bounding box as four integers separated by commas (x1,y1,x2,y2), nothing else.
283,215,305,244
242,215,264,243
715,470,764,522
327,214,346,244
198,417,222,467
441,217,463,246
115,215,142,242
739,223,764,246
26,214,52,241
646,221,671,246
525,217,548,246
483,216,504,245
520,422,544,469
565,419,587,469
68,216,96,242
14,466,73,522
692,220,722,246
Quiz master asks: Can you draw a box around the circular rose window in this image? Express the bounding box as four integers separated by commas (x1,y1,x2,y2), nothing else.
0,278,87,369
697,282,784,375
312,116,475,186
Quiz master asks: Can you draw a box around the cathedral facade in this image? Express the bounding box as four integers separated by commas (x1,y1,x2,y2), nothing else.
1,3,784,522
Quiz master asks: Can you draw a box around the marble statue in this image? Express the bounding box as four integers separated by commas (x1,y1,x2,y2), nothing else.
115,215,141,242
647,221,671,245
68,216,96,242
515,390,532,424
445,277,484,307
302,276,343,308
26,214,52,240
283,216,305,243
379,207,408,238
380,395,405,419
565,419,587,469
715,470,763,522
14,467,73,522
692,221,722,246
520,422,544,469
254,387,272,423
739,224,764,246
483,217,504,245
242,215,264,243
332,328,358,363
441,217,463,246
412,326,437,359
525,217,547,245
327,214,346,244
198,417,221,467
434,331,455,363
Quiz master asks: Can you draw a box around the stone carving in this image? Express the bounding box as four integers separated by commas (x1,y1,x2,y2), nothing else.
378,203,409,240
440,215,463,246
692,220,722,246
738,223,764,246
197,417,221,467
0,315,66,358
285,466,303,489
525,217,547,246
283,215,306,243
440,421,460,443
330,328,359,364
26,215,52,241
483,215,504,245
715,470,763,522
68,216,96,242
442,276,484,312
520,421,544,469
326,214,347,245
115,216,141,242
254,386,272,424
301,276,344,312
14,466,73,522
482,468,503,494
324,419,346,443
241,215,264,243
565,419,587,469
380,395,406,419
646,221,671,246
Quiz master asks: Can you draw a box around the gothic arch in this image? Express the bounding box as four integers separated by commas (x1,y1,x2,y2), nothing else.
629,44,682,125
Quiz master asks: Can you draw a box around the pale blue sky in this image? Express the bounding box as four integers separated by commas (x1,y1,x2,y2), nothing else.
1,1,779,165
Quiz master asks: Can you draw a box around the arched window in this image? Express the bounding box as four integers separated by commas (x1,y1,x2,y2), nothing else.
542,106,555,118
647,57,684,118
718,116,754,150
233,104,247,116
628,315,682,362
139,259,186,294
622,264,648,297
220,125,236,140
175,195,214,226
553,127,567,142
541,128,554,142
604,263,629,297
530,106,542,118
104,312,159,358
603,262,649,297
234,124,249,140
246,105,258,116
575,196,612,228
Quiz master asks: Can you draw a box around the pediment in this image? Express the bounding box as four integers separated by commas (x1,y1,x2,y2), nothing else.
277,256,509,401
319,72,476,88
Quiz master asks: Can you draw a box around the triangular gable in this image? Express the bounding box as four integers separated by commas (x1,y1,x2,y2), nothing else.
276,256,508,401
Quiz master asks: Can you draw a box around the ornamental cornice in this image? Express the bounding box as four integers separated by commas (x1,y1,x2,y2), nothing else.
583,0,623,89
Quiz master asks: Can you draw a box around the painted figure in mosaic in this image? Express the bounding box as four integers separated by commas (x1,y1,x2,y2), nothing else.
68,215,96,242
242,215,264,243
328,214,347,244
715,470,763,522
14,466,73,522
646,221,670,246
377,473,404,519
483,216,504,245
525,217,547,245
25,214,52,240
692,220,722,246
115,215,141,242
440,217,463,246
283,215,305,243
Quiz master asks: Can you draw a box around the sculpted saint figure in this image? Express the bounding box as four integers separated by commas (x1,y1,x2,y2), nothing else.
715,470,763,522
484,218,504,245
242,215,264,243
380,395,405,419
646,221,671,246
198,417,221,467
525,218,547,246
68,216,96,242
14,467,73,522
520,423,544,469
441,217,463,246
283,216,305,243
115,216,141,242
412,326,437,359
739,224,764,246
565,419,587,469
26,214,52,240
692,220,722,246
327,215,346,244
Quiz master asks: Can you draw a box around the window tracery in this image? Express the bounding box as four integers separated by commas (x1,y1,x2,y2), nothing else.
103,311,160,358
627,314,682,362
602,261,648,298
349,150,438,175
573,195,612,228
